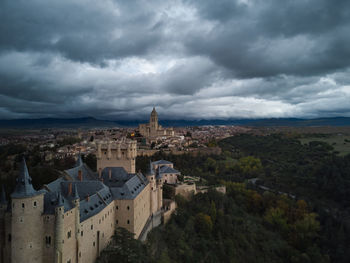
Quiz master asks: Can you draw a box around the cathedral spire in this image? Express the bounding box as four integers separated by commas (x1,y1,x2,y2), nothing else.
11,157,38,198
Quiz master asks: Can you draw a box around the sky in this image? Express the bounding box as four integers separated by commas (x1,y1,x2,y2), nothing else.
1,0,350,120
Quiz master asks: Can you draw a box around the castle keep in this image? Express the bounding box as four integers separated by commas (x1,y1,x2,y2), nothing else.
0,139,180,263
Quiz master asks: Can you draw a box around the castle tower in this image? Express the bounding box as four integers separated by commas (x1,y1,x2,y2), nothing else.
10,158,45,263
0,185,6,210
156,166,163,211
72,184,81,263
150,107,159,135
54,193,64,263
96,139,137,173
0,185,7,263
146,161,158,214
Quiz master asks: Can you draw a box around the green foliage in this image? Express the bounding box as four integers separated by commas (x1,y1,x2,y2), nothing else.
147,188,328,263
97,227,150,263
236,156,263,178
219,134,350,262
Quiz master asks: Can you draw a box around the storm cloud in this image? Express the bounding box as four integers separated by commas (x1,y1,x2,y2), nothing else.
0,0,350,120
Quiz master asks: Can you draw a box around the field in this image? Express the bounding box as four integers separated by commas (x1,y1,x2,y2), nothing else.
299,134,350,156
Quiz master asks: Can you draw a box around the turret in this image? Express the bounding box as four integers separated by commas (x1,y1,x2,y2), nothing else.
147,161,158,214
0,185,6,210
0,186,7,263
75,154,83,167
11,158,45,263
73,184,81,263
107,141,112,159
54,193,64,263
117,142,121,159
127,141,131,159
156,166,163,210
97,143,102,159
146,161,155,185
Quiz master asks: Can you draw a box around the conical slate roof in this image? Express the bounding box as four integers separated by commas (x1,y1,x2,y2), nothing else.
148,160,154,175
75,154,83,167
11,158,39,198
73,183,79,200
0,185,7,204
57,192,64,207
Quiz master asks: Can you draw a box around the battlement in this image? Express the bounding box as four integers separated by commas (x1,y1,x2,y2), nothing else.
96,139,137,173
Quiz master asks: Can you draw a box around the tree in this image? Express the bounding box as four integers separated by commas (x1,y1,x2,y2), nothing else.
195,212,213,236
236,156,263,178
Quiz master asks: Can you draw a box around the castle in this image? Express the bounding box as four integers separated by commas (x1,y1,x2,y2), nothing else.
138,107,174,141
0,139,180,263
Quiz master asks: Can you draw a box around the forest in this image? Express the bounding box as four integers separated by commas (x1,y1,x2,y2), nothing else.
134,133,350,262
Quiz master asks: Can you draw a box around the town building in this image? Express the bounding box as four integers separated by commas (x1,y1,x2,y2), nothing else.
0,141,179,263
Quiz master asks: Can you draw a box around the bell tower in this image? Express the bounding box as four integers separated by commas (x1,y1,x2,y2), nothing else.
150,107,158,134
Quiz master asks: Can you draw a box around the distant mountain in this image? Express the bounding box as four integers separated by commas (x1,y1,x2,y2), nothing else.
0,117,117,129
1,116,350,129
159,117,350,127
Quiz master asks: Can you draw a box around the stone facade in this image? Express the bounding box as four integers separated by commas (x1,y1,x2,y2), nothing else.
0,151,181,263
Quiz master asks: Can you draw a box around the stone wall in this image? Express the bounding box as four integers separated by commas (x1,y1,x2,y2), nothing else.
11,194,45,263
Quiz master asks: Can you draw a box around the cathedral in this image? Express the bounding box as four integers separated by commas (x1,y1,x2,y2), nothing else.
0,139,180,263
138,107,174,141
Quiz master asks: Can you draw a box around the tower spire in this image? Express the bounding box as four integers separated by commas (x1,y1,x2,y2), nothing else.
57,192,64,207
11,157,38,198
73,184,79,200
75,153,83,167
0,185,6,204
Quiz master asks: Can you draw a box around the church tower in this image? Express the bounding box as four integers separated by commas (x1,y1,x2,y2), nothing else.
150,107,158,135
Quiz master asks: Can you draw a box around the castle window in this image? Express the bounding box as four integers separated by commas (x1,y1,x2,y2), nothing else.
93,241,95,247
67,260,71,263
45,236,51,246
116,205,118,210
91,225,93,230
127,220,130,224
33,201,37,207
127,206,130,210
81,231,84,237
99,219,101,224
22,203,25,208
67,230,72,239
116,220,118,224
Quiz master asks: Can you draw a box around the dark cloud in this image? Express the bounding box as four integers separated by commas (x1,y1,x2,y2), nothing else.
0,0,350,120
184,0,350,78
